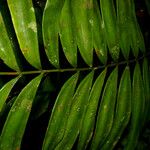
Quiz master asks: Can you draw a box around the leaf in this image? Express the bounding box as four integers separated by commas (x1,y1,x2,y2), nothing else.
71,0,93,66
92,0,107,64
91,67,118,149
142,58,150,124
59,0,77,67
128,0,145,57
55,71,94,150
101,66,131,150
77,69,106,150
0,74,43,150
42,0,65,68
0,76,20,112
117,0,131,59
100,0,119,61
124,63,145,149
7,0,41,69
0,2,20,71
42,72,79,150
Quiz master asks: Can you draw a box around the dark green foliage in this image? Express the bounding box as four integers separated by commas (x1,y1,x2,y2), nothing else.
0,0,149,149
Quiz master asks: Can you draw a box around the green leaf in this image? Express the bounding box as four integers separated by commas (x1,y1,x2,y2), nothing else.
0,76,20,112
55,71,94,150
91,67,118,149
117,0,131,59
142,58,150,124
42,72,79,150
0,2,20,71
42,0,65,68
77,69,106,150
102,66,131,150
92,0,107,64
7,0,41,69
59,0,77,67
128,0,145,57
0,74,43,150
124,63,145,150
100,0,119,61
71,0,93,66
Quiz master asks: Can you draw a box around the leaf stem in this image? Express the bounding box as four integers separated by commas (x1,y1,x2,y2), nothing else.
0,53,149,76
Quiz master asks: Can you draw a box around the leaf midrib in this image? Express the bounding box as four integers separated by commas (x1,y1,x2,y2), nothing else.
0,53,149,76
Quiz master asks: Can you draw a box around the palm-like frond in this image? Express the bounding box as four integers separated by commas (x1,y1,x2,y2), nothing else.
0,0,150,149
